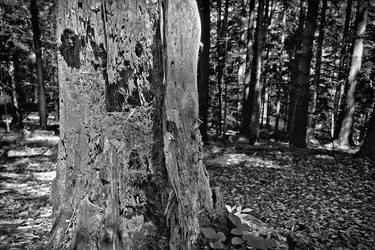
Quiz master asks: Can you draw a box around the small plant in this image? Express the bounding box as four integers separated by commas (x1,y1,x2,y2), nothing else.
201,205,278,249
226,205,277,249
201,227,226,249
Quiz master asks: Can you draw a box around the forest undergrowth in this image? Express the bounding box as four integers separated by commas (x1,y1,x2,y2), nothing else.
0,129,374,249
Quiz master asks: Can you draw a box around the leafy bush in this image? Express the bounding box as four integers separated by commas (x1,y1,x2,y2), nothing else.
200,205,278,249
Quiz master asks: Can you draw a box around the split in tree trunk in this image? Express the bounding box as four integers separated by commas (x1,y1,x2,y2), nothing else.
198,0,210,142
47,1,219,249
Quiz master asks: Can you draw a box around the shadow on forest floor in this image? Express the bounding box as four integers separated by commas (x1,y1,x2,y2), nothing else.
204,140,375,249
1,128,374,249
0,130,57,250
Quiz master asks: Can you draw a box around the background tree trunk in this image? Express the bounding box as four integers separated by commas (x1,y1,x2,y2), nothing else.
338,0,369,148
30,0,47,129
222,0,230,134
8,59,21,126
274,0,287,140
356,107,375,163
333,0,353,138
216,0,223,135
308,0,327,138
241,0,265,144
198,0,210,142
48,0,215,249
287,0,305,136
289,0,320,148
239,0,256,138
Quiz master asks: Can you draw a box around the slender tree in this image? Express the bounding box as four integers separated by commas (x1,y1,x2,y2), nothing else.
216,0,223,135
222,0,230,134
198,0,210,141
274,0,287,139
338,0,369,148
237,0,252,87
241,0,266,144
308,0,327,138
287,0,305,135
289,0,320,147
30,0,47,129
333,0,353,138
243,0,257,87
48,0,218,249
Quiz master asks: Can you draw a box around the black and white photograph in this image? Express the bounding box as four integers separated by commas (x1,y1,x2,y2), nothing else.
0,0,374,249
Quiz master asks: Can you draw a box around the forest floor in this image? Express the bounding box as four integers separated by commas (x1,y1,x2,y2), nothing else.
0,128,58,250
0,127,374,249
204,140,375,249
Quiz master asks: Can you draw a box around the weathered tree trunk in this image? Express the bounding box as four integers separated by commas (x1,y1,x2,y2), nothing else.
197,0,210,142
338,0,369,148
48,1,215,249
289,0,320,148
241,0,265,144
163,0,216,247
308,0,327,138
356,108,375,163
333,0,353,138
30,0,47,129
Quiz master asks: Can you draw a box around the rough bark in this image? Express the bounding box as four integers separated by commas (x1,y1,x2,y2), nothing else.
289,0,320,148
338,0,369,148
30,0,47,129
197,0,210,142
308,0,327,138
163,1,215,247
48,0,215,249
241,0,265,144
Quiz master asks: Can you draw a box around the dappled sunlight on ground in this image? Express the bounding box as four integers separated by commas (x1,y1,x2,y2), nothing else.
206,152,290,169
0,130,57,249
